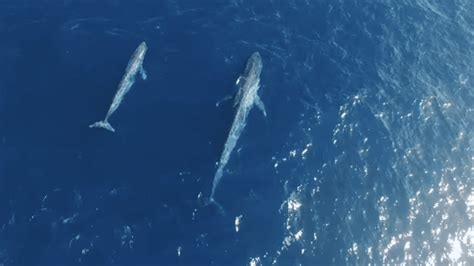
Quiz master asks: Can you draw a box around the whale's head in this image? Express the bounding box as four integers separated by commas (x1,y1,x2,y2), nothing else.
136,41,148,58
248,52,262,76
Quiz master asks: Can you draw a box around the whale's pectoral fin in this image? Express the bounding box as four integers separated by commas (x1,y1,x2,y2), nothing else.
216,94,233,107
140,65,147,80
255,95,267,117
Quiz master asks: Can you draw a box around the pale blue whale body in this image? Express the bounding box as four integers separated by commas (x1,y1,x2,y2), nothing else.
90,41,148,132
209,52,266,211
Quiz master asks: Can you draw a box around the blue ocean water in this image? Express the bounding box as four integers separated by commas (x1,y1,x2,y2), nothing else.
1,0,473,265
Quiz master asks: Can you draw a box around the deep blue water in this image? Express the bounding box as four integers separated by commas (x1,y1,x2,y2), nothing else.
1,0,473,265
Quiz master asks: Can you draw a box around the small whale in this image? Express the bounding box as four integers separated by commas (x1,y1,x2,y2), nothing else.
209,52,266,209
90,41,148,132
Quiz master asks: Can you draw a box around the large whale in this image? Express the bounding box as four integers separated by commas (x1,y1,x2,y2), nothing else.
90,41,148,132
208,52,266,211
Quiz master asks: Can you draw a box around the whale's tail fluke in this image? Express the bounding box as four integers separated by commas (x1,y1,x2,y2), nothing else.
89,120,115,132
206,197,226,216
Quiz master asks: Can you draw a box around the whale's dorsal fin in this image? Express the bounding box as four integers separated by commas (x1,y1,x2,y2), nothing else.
255,95,266,117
